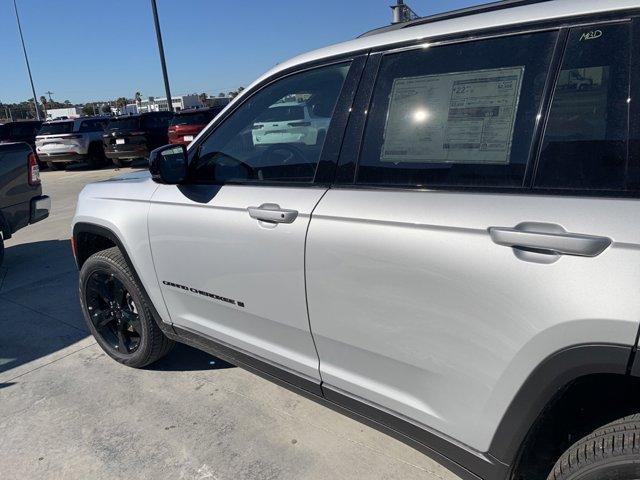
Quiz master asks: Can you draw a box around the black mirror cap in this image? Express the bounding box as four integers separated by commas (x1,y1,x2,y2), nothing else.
149,144,188,184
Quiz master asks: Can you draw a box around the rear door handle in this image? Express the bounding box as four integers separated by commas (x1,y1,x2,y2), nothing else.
489,224,611,257
247,203,298,224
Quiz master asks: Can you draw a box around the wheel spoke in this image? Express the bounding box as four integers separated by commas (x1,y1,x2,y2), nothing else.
112,282,127,307
90,277,113,304
92,310,113,330
122,311,142,334
117,329,129,353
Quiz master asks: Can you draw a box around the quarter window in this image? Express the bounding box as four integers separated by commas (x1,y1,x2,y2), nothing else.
534,23,631,191
190,62,350,184
356,32,558,187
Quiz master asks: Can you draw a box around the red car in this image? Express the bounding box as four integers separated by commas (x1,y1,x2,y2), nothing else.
167,107,224,145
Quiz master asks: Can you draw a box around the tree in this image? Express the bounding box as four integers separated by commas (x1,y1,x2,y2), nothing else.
218,92,225,98
39,96,48,116
115,97,128,108
82,103,96,116
64,100,71,105
198,92,207,104
134,92,142,103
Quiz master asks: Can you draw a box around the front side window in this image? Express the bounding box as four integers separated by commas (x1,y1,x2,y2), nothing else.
190,62,350,184
356,32,558,188
534,23,631,190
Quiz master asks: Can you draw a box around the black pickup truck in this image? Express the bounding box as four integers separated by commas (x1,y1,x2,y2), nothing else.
0,142,50,266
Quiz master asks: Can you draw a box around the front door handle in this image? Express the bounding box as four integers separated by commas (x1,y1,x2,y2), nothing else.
247,203,298,224
489,223,611,257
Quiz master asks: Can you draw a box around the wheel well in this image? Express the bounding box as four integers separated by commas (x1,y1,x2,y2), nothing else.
75,231,116,268
511,373,640,480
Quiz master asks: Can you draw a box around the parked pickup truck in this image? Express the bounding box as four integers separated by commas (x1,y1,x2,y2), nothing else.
0,143,50,266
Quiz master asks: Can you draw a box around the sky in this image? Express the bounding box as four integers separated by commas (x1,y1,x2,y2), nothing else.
1,0,485,104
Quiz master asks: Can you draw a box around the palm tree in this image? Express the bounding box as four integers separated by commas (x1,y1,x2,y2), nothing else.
134,92,142,104
116,97,128,109
39,96,47,116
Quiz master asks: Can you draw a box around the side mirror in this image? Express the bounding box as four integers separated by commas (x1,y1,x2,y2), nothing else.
149,144,188,184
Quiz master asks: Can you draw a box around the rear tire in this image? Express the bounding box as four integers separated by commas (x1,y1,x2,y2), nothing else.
548,414,640,480
79,247,174,368
112,158,131,168
86,143,105,169
47,161,66,171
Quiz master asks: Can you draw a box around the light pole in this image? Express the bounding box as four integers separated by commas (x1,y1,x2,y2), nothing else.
13,0,40,120
150,0,173,112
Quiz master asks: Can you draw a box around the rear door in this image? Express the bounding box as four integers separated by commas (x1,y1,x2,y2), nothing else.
148,58,363,386
306,21,640,453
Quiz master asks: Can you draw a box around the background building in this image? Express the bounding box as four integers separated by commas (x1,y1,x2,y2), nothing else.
138,94,202,113
204,96,232,108
110,104,139,116
46,106,82,120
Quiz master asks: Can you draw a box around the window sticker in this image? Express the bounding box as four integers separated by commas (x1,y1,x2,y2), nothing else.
380,67,525,164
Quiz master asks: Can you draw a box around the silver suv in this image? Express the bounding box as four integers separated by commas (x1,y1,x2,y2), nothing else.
72,2,640,479
36,117,109,170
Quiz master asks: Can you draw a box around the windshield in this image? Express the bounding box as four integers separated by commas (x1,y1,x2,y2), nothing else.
38,121,74,135
170,111,215,127
256,105,305,123
107,117,140,131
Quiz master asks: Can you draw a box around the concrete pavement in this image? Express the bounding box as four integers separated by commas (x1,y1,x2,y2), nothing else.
0,165,460,480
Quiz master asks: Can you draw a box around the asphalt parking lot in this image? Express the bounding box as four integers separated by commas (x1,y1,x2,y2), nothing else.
0,164,459,480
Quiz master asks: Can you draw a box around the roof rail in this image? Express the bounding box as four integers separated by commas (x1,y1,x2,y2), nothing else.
359,0,554,38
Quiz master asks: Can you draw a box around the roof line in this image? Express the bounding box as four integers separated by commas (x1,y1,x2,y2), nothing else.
359,0,554,38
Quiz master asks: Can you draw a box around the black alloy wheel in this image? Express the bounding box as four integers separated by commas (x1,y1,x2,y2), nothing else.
85,271,142,355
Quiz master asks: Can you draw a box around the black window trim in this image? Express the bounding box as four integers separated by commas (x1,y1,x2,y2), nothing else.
334,12,640,199
530,19,634,193
185,54,368,188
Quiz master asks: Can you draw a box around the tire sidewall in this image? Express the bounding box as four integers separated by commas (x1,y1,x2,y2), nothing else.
565,459,640,480
79,254,154,367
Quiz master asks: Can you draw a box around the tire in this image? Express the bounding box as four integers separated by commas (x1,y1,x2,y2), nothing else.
112,158,131,168
79,247,174,368
548,414,640,480
47,161,66,171
86,143,105,169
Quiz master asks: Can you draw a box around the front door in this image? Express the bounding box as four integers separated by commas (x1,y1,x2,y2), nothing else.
148,61,354,383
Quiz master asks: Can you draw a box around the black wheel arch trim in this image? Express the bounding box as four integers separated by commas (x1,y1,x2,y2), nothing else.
489,343,634,471
72,222,176,337
0,209,11,239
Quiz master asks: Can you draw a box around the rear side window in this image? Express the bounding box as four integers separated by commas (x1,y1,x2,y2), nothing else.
143,114,171,129
79,120,104,132
107,117,140,131
534,23,631,191
170,111,215,126
38,121,74,135
356,31,558,187
256,105,305,122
